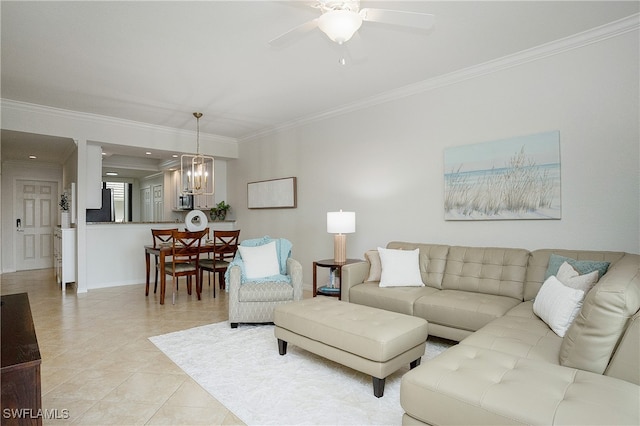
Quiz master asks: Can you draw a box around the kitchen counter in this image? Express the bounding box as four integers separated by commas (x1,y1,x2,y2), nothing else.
85,221,238,289
86,220,235,225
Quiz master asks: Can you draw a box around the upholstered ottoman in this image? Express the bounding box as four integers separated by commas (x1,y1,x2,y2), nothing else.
274,297,429,397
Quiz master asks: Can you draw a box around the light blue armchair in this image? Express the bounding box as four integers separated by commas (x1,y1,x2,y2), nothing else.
227,237,303,328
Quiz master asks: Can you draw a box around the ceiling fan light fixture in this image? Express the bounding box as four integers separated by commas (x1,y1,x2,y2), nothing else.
318,10,362,44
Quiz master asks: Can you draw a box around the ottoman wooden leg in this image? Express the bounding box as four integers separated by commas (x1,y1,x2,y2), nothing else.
410,358,421,369
372,377,385,398
278,338,288,355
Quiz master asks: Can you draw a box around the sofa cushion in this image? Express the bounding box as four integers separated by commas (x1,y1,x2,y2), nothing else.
545,253,610,280
525,249,625,301
533,275,586,337
556,261,599,293
364,249,381,282
387,242,449,289
401,345,640,426
560,254,640,374
460,302,562,364
349,282,438,316
442,246,529,300
605,311,640,385
413,290,520,333
377,247,424,287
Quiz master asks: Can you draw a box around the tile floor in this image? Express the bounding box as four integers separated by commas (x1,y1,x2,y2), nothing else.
1,268,264,425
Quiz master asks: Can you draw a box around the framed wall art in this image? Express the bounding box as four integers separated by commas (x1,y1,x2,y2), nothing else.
247,177,297,209
444,131,561,220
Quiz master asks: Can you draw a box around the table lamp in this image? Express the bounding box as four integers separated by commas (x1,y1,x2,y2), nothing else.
327,210,356,263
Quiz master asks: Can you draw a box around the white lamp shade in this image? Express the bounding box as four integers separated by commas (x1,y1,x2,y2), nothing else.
327,211,356,234
317,10,363,44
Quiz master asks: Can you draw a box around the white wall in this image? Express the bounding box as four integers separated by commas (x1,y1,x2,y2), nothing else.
229,30,640,287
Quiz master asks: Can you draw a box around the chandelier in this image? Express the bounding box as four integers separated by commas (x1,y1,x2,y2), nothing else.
181,112,215,196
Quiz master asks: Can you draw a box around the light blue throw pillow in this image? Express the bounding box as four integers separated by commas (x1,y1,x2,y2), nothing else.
544,254,610,280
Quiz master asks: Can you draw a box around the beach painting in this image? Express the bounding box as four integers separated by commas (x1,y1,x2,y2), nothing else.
444,131,561,220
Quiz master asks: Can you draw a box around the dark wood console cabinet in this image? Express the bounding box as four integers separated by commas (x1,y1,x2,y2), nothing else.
1,293,42,425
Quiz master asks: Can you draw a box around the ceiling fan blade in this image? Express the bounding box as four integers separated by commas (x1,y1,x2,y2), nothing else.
268,19,319,48
359,8,435,30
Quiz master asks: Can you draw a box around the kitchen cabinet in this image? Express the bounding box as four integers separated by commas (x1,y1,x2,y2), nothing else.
54,227,75,291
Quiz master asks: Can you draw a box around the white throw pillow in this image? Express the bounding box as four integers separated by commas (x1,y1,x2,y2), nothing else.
556,261,599,293
237,241,280,279
365,250,382,282
533,275,586,337
377,247,424,288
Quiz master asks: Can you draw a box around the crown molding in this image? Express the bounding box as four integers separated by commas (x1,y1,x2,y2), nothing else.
2,159,63,170
241,13,639,142
1,99,238,145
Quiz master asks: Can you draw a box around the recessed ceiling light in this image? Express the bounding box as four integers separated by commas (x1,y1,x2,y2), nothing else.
106,172,118,176
172,154,178,158
145,152,152,155
29,155,37,159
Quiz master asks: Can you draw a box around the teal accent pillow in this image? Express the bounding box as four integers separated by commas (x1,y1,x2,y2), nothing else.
545,254,610,280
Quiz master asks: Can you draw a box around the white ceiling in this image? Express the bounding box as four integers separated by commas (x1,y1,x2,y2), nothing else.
2,1,638,170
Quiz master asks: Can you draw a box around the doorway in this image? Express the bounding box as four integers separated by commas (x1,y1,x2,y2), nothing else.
15,179,57,270
152,184,163,222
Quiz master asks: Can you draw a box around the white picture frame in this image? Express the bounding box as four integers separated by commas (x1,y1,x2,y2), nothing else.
247,177,297,209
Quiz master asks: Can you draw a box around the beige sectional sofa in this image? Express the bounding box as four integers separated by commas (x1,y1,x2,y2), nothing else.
341,242,640,425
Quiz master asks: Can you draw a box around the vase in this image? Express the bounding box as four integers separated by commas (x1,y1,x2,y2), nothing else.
61,211,70,228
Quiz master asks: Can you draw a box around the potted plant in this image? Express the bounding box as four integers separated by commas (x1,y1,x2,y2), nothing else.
59,192,70,228
210,201,231,221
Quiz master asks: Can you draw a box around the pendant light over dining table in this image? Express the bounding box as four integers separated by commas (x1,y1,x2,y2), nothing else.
181,112,214,196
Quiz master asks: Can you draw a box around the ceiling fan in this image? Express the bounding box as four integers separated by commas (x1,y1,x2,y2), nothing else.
268,0,435,47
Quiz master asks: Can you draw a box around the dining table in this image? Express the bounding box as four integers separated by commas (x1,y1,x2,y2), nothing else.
144,242,219,305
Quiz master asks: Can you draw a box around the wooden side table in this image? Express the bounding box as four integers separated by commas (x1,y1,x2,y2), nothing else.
313,258,362,301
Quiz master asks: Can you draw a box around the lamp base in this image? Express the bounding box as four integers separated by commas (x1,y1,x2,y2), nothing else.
333,234,346,263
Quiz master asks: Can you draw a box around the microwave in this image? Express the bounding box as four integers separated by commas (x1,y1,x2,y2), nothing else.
178,194,193,210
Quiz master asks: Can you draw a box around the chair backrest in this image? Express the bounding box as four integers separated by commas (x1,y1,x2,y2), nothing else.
152,228,177,248
213,230,240,261
171,230,207,267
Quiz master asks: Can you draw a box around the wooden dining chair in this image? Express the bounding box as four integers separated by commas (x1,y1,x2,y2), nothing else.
199,230,240,298
163,229,207,305
150,228,178,294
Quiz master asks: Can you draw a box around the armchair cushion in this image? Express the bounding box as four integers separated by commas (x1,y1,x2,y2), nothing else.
237,241,280,279
225,236,293,285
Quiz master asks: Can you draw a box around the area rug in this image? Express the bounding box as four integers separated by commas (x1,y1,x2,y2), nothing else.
149,321,453,426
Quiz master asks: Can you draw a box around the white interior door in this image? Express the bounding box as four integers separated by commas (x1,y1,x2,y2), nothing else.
15,180,57,270
152,184,163,221
141,187,152,221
